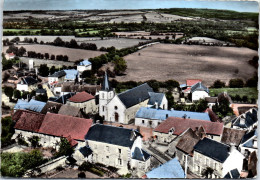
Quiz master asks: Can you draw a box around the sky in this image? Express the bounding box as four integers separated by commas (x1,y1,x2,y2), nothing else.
3,0,259,12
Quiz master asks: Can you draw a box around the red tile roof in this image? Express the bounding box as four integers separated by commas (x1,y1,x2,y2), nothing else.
38,113,92,141
66,135,78,147
204,108,222,123
14,110,45,132
68,91,95,103
186,79,202,87
154,117,223,136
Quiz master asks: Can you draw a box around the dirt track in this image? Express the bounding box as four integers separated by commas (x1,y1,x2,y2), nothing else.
116,44,257,86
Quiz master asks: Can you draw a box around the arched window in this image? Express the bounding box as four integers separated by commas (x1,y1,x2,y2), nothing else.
114,106,118,110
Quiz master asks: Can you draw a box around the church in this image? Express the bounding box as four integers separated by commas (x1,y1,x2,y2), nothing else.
99,72,168,124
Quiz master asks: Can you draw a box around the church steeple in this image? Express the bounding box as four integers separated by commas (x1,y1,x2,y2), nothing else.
101,71,111,91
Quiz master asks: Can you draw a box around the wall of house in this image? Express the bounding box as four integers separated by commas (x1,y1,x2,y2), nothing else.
87,140,130,174
135,117,163,128
17,84,29,92
67,99,98,114
192,151,223,178
123,99,149,124
153,131,177,144
176,149,193,172
48,76,65,84
77,65,92,72
222,150,244,177
107,96,126,123
160,95,168,110
192,91,209,102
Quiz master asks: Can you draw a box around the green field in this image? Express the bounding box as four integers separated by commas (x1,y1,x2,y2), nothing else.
4,29,42,32
209,87,258,100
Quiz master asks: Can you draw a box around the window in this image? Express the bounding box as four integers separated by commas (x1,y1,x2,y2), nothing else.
214,162,218,170
102,106,105,112
102,93,104,99
142,120,145,124
206,158,209,166
114,106,118,110
119,149,121,154
106,156,109,159
118,158,122,165
197,165,200,172
158,122,160,125
106,146,109,152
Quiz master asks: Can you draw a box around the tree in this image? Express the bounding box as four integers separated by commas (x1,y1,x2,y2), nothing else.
13,89,21,99
229,79,244,88
4,87,14,101
212,96,233,118
38,64,49,77
1,116,15,148
69,39,78,48
202,167,214,178
164,80,179,90
113,55,127,75
63,55,69,61
53,37,64,46
6,45,18,55
50,54,55,60
33,37,38,43
212,80,225,88
50,66,56,74
44,53,49,60
28,136,40,148
166,90,174,109
17,46,26,56
55,137,74,158
35,94,48,102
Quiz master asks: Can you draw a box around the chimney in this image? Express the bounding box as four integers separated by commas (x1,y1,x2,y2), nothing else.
155,101,158,109
229,144,236,153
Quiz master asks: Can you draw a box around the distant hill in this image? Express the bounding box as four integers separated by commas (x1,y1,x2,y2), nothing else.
157,8,258,21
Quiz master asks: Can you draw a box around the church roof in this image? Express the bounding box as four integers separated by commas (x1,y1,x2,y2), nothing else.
118,83,153,108
101,71,112,91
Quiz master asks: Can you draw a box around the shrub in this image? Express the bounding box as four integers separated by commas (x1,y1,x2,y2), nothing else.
78,162,92,171
212,80,225,88
55,165,64,171
78,172,86,178
229,78,244,88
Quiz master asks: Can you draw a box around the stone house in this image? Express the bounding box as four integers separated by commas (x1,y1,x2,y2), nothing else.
193,138,244,178
17,76,38,92
169,128,204,173
40,101,63,114
58,104,85,118
153,117,223,145
66,91,98,114
231,108,258,131
12,110,93,149
80,124,151,175
99,72,161,124
239,129,258,155
135,107,211,129
220,127,246,147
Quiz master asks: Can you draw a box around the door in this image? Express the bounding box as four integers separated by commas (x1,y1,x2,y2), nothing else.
115,112,119,122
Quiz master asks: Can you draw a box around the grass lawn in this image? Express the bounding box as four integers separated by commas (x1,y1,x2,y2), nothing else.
209,87,258,100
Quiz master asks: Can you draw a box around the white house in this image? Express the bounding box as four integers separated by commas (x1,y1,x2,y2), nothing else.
48,70,66,85
80,124,151,175
239,129,258,155
77,59,92,73
190,82,209,102
99,72,167,124
193,138,244,178
17,76,38,92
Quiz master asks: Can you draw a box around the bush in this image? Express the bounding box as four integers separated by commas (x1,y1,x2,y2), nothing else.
229,78,244,88
78,172,86,178
17,135,29,146
90,167,104,177
55,165,64,171
1,116,15,148
78,162,92,171
212,80,225,88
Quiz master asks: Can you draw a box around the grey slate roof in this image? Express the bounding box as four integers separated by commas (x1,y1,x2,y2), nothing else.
19,76,38,85
194,138,230,163
132,147,150,161
148,92,164,106
241,129,257,144
48,92,76,104
224,169,240,179
191,82,209,93
118,83,153,108
85,124,142,148
232,108,258,129
101,71,112,91
49,70,66,78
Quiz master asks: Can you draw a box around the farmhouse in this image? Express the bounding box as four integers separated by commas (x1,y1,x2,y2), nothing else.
153,117,223,144
12,110,93,148
77,59,92,73
193,138,244,178
83,124,151,175
99,72,163,124
17,76,38,92
135,107,211,128
66,91,98,114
